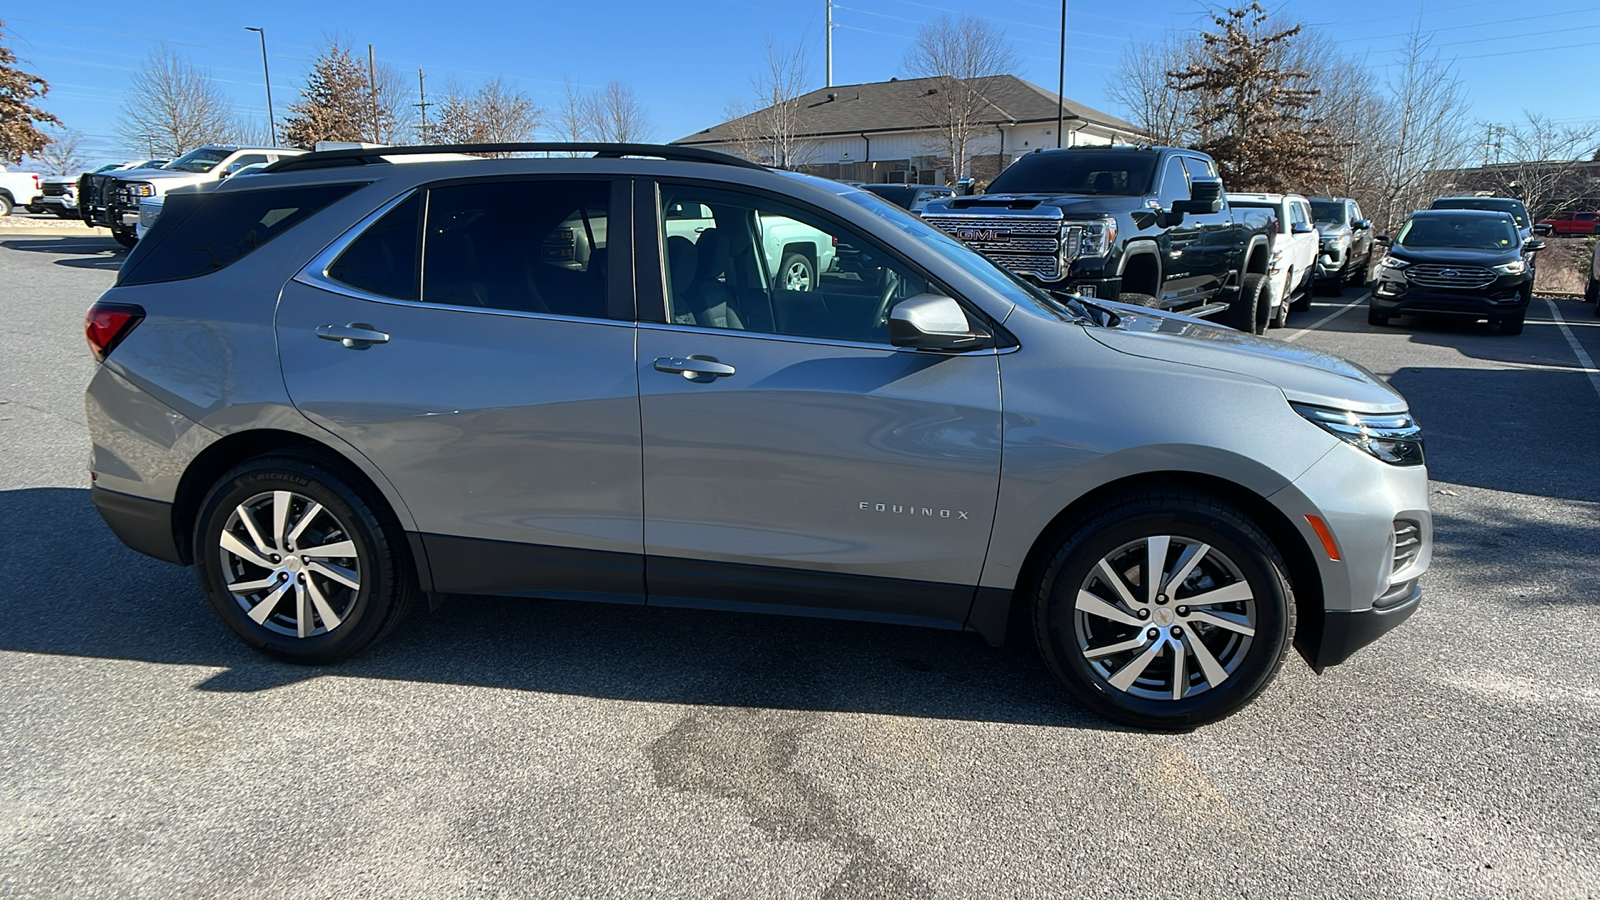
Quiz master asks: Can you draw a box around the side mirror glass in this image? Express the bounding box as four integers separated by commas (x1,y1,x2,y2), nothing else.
1375,234,1391,245
1173,178,1223,215
1524,238,1546,252
888,293,990,350
1532,223,1553,236
1291,222,1316,234
1352,219,1372,230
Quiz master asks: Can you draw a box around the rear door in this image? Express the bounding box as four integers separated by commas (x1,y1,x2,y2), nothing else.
635,180,1003,627
276,178,645,603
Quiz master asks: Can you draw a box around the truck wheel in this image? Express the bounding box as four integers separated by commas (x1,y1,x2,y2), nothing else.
1219,273,1268,333
1367,308,1389,327
1118,293,1160,308
111,227,138,249
778,252,814,292
1030,489,1295,730
0,194,13,217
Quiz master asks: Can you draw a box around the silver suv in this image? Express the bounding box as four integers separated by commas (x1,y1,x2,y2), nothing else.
84,143,1431,728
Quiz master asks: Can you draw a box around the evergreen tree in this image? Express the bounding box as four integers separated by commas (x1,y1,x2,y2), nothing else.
1169,4,1331,192
282,41,389,148
0,19,62,164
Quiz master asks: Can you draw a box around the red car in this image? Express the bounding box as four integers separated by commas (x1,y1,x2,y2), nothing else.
1539,211,1599,236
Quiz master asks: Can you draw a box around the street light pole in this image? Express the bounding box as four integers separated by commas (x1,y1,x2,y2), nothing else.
245,27,275,146
1056,0,1066,148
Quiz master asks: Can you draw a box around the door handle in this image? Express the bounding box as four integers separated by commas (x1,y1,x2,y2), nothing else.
316,323,390,350
654,355,736,382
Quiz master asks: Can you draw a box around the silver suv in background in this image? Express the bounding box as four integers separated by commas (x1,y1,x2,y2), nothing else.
1310,197,1375,293
84,142,1431,729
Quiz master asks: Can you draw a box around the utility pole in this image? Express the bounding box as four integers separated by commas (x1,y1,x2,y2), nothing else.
826,0,834,88
245,27,275,146
368,44,379,143
1055,0,1067,148
415,67,431,144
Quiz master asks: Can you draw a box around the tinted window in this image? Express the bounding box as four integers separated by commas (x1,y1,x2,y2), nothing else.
1181,156,1216,180
659,185,929,344
422,180,611,319
327,193,422,300
1396,214,1518,251
988,150,1158,196
1430,197,1528,228
165,147,233,174
121,182,362,286
1311,200,1348,226
1156,157,1189,208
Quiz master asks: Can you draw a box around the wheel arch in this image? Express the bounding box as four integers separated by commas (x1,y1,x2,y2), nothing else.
974,469,1323,667
1117,241,1162,296
1243,235,1272,276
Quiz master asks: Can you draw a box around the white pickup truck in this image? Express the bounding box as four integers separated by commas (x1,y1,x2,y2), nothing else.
0,166,42,217
664,200,837,291
79,145,303,246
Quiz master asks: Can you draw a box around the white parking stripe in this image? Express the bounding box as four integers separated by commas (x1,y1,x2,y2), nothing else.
1282,292,1368,343
1545,299,1600,403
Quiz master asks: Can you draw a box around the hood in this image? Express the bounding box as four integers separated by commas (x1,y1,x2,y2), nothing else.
929,194,1141,219
1386,244,1521,267
1083,301,1408,413
1315,223,1350,240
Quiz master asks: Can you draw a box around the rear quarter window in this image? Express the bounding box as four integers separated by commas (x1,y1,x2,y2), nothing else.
120,182,363,286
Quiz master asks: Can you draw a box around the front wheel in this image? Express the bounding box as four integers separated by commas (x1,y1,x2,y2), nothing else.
778,252,814,292
111,226,137,249
194,455,415,664
1118,292,1160,308
0,195,13,217
1498,313,1525,336
1367,308,1390,327
1219,273,1268,334
1031,490,1295,730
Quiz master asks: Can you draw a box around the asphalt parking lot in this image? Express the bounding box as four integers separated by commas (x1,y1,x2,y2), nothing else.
2,235,1597,899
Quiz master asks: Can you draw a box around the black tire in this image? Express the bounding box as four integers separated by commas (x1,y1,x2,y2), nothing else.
1586,277,1598,307
1498,313,1525,336
1118,292,1160,308
777,251,814,292
111,227,137,249
1345,255,1369,285
1219,273,1268,333
1031,489,1295,730
1367,308,1389,327
0,194,13,217
193,454,415,664
1290,287,1312,312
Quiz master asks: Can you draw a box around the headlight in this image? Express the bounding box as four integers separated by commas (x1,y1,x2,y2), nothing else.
1293,404,1425,466
1492,260,1526,275
1379,255,1410,270
125,182,155,198
1060,216,1117,260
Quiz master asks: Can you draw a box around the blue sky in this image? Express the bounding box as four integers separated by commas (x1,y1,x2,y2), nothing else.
8,0,1599,168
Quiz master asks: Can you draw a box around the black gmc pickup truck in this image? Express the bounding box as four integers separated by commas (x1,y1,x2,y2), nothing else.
921,146,1276,332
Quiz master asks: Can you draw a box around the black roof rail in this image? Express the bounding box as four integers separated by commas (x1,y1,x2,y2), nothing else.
262,142,768,174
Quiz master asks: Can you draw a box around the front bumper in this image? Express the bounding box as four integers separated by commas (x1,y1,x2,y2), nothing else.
1314,244,1347,280
1371,272,1531,318
1316,581,1422,669
37,196,78,213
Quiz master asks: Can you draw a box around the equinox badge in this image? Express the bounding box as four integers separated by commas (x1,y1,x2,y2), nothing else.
860,501,969,519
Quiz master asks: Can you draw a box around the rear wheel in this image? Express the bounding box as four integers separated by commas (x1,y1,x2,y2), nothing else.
778,252,814,292
1031,490,1295,730
193,455,415,664
0,194,13,217
1219,273,1268,333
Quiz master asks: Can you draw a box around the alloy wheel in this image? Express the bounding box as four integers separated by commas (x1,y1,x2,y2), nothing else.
783,260,812,292
217,490,362,638
1073,535,1257,701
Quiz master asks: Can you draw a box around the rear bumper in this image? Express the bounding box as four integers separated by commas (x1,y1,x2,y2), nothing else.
91,485,183,565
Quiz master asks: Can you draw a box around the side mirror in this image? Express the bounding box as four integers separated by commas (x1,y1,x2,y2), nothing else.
1291,222,1316,235
1173,178,1223,215
1375,234,1391,245
1352,219,1372,230
1524,238,1546,252
1532,223,1553,236
888,293,990,350
956,178,977,196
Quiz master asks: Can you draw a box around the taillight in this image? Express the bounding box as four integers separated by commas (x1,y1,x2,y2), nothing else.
85,301,145,361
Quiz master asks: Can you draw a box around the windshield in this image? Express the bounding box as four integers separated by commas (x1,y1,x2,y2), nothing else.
1431,197,1529,229
1396,214,1519,251
987,151,1158,196
164,148,231,173
842,189,1090,321
1310,200,1348,226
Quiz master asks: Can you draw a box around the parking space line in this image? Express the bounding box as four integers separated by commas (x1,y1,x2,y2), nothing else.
1283,292,1368,343
1545,299,1600,403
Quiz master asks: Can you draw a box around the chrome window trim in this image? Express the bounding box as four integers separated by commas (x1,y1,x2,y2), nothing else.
293,187,629,328
637,320,1005,355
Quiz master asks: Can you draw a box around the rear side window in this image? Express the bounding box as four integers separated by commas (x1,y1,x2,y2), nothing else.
121,182,362,286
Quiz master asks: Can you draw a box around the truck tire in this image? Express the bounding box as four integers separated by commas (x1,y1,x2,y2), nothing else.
111,227,138,249
778,252,814,292
1219,274,1268,334
1118,293,1160,308
1367,308,1389,327
0,194,13,217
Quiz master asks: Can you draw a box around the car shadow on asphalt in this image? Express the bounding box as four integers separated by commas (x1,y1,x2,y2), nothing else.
0,486,1104,729
1,237,125,271
1389,366,1600,504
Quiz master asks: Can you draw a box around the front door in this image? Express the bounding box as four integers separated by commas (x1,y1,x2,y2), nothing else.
636,182,1003,627
1154,155,1203,303
276,178,645,603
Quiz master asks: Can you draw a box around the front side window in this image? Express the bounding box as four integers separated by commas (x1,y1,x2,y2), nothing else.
422,180,611,318
1156,157,1189,208
658,185,929,344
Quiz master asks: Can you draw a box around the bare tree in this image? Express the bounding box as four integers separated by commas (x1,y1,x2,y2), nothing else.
372,63,416,144
0,19,61,164
116,45,235,157
1471,112,1600,219
586,81,653,143
30,128,86,174
431,78,541,153
1107,34,1195,147
902,14,1018,182
1373,26,1473,232
722,39,816,169
555,76,590,152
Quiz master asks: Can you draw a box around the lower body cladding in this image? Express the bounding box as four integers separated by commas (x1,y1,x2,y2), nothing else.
1370,274,1531,323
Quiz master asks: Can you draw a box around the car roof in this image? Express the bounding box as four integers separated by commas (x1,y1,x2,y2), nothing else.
1411,208,1517,219
1433,196,1524,204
